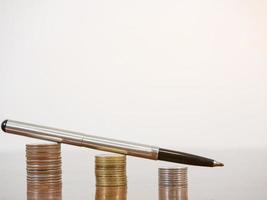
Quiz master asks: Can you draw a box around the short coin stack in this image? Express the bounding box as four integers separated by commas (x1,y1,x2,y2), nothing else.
159,168,188,200
95,154,127,200
26,143,62,200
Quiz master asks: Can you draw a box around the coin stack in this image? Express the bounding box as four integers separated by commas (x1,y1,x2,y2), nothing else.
26,143,62,200
159,168,188,200
95,154,127,200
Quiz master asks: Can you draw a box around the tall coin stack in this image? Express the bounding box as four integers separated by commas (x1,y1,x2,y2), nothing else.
95,154,127,200
159,168,188,200
26,143,62,200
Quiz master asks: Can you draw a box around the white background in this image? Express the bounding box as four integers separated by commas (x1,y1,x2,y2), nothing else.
0,0,267,199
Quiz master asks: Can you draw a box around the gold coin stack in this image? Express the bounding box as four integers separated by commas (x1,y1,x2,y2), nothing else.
26,143,62,200
95,154,127,200
159,168,188,200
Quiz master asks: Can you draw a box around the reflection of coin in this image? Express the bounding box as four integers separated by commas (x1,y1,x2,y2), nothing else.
27,192,62,200
158,168,188,200
26,143,62,200
95,186,127,200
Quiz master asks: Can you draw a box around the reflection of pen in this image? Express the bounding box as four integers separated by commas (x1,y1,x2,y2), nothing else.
1,119,223,167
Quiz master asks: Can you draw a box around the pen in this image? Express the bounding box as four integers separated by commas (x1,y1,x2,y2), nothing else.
1,119,223,167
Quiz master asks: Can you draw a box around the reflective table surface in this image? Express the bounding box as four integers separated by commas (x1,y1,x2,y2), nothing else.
0,148,266,199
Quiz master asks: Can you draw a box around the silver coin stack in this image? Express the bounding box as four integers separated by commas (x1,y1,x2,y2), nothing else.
26,143,62,200
159,168,188,200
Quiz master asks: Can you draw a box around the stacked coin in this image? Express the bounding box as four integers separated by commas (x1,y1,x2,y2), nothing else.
95,154,127,187
95,154,127,200
159,168,188,200
26,143,62,200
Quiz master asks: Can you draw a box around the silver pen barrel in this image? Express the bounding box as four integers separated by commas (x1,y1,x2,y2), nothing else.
2,120,159,160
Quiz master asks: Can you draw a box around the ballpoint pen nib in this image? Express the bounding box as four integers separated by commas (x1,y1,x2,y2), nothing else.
213,160,224,167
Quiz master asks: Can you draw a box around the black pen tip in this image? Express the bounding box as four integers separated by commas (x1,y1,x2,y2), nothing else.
158,148,218,167
1,120,8,132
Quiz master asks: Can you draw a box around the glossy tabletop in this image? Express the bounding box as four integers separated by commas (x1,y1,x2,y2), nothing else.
0,148,266,199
